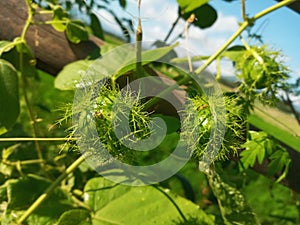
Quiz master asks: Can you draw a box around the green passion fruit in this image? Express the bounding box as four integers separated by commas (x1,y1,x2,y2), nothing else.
237,46,287,89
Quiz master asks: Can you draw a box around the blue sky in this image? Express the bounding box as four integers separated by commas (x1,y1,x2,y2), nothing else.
211,0,300,81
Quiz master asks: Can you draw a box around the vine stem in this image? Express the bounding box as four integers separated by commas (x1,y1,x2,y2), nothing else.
194,0,295,75
20,0,45,169
16,156,86,224
185,14,196,73
135,0,143,79
241,0,246,21
144,0,295,109
0,137,78,142
163,15,180,43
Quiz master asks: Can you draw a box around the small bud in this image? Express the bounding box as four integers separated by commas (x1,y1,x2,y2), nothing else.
187,13,197,23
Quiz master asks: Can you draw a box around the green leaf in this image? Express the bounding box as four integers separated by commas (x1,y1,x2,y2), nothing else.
113,43,179,79
0,59,19,135
2,144,20,160
3,174,73,225
240,131,269,169
56,44,178,90
268,147,291,178
0,183,7,203
1,41,37,78
118,0,126,9
243,171,298,224
57,209,92,225
181,4,217,29
51,5,69,32
55,60,94,90
206,170,260,225
84,177,215,225
177,0,208,13
90,13,104,40
66,20,89,44
0,41,15,56
222,45,246,61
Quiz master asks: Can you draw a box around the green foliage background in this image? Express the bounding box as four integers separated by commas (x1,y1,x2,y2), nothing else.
0,0,299,225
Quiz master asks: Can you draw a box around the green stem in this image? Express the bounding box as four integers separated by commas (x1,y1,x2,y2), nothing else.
16,156,86,224
145,0,295,109
4,159,45,166
0,137,78,142
194,21,248,74
163,15,180,43
20,0,44,169
241,0,246,21
21,0,34,40
135,0,143,79
252,0,295,21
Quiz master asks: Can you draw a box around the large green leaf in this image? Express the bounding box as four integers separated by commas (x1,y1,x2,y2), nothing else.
55,44,178,90
83,177,215,225
54,60,94,90
177,0,209,13
0,59,19,135
107,43,179,79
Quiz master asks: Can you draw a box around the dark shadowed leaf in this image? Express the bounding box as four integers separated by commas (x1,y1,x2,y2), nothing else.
181,4,217,29
83,177,215,225
90,13,104,40
2,174,73,225
119,0,126,9
0,59,19,135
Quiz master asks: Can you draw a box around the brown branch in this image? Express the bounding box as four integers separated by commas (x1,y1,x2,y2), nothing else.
0,0,104,75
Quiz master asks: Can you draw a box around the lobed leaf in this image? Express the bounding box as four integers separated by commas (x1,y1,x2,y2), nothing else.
240,131,270,169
